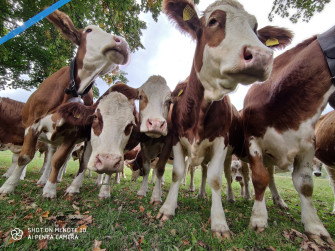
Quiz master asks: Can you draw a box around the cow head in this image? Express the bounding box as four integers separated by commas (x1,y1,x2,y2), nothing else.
87,92,136,174
231,159,243,182
138,75,171,137
312,157,323,177
47,10,130,95
163,0,293,101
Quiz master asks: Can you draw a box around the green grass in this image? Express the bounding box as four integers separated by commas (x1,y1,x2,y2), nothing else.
0,150,334,250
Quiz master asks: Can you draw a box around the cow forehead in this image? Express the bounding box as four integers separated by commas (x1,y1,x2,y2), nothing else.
97,92,134,118
139,76,171,99
203,1,256,27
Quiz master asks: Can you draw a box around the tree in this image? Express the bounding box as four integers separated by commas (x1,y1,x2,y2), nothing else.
268,0,331,23
0,0,162,91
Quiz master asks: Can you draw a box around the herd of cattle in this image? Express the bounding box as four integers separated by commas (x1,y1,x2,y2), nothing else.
1,0,335,245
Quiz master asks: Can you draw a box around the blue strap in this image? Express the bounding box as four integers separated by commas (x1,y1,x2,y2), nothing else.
0,0,71,46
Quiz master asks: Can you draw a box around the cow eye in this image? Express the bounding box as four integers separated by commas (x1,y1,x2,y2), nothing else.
124,123,133,136
139,95,142,100
209,18,217,27
86,28,93,33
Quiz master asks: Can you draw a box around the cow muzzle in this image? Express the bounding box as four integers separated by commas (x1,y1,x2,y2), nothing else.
235,176,243,182
240,45,273,81
94,153,123,174
144,118,167,137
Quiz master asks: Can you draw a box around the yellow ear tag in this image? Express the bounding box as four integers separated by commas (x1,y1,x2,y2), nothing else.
74,114,81,119
183,4,195,21
178,89,184,96
266,38,279,47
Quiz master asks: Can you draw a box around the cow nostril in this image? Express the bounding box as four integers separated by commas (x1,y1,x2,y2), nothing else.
114,36,121,43
160,121,166,129
148,120,152,126
243,47,253,61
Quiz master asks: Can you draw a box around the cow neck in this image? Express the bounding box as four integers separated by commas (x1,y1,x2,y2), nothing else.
65,58,94,101
177,67,212,143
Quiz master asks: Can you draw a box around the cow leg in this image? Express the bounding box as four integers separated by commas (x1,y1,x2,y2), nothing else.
224,154,235,202
39,149,49,174
150,168,156,184
66,142,92,194
95,174,104,186
98,174,111,199
248,139,269,232
241,162,252,200
20,166,28,180
268,165,288,209
239,181,245,197
157,142,185,220
122,170,126,179
150,142,171,204
57,152,71,183
207,139,231,240
37,144,56,185
324,165,335,214
137,157,151,197
3,153,19,178
198,163,207,199
43,140,75,198
188,166,195,192
0,129,38,193
114,172,121,184
292,149,334,246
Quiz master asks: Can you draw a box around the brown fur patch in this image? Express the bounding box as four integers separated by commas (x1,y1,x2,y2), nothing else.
139,90,149,111
162,0,201,39
92,109,103,136
46,10,81,45
209,178,221,191
243,37,332,138
257,26,293,50
0,98,25,145
315,110,335,166
172,171,178,182
57,102,96,127
301,184,313,197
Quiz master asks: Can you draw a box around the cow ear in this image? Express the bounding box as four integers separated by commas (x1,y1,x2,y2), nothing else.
257,26,293,50
47,10,81,45
111,83,139,100
57,102,95,126
163,0,201,39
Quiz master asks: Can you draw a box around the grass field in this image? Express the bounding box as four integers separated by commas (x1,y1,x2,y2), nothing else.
0,150,335,250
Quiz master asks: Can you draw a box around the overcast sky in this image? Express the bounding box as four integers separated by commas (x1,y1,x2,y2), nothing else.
2,0,335,113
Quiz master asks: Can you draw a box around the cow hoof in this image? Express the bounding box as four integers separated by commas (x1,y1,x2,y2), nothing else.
274,199,288,210
149,199,161,205
2,173,10,178
228,198,235,203
137,190,147,197
156,212,173,222
65,186,80,194
37,178,47,186
42,181,57,199
98,191,111,199
0,184,15,194
307,233,335,249
197,193,206,199
250,225,266,233
188,186,195,192
212,231,231,241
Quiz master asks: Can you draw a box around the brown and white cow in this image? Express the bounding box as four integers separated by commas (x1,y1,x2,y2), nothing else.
39,83,139,198
242,31,335,244
0,97,27,179
133,75,172,204
226,155,252,201
315,110,335,214
157,0,291,239
0,10,130,195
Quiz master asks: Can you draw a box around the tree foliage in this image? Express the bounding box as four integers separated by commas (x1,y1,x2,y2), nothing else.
269,0,331,23
0,0,162,91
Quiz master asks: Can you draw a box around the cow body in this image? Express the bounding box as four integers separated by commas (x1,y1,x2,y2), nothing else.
0,10,130,196
242,34,335,244
158,0,291,239
315,110,335,214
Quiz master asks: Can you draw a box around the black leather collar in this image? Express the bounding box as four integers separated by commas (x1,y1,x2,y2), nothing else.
318,25,335,85
65,58,94,98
